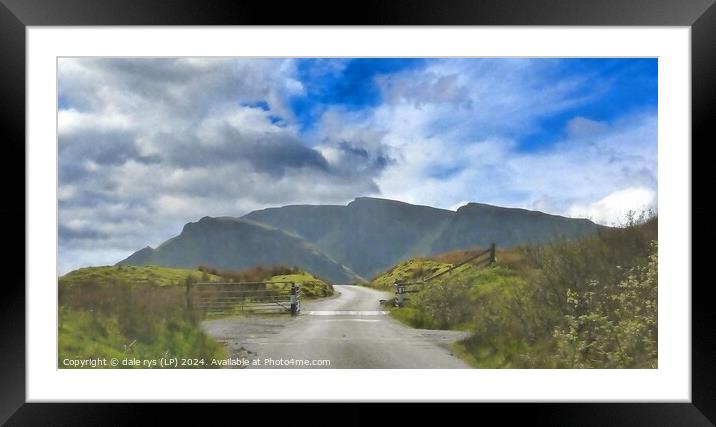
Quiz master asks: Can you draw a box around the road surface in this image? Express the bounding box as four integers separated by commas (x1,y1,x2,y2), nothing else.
201,285,471,368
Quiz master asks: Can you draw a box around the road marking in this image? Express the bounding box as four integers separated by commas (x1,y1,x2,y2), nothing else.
304,310,389,316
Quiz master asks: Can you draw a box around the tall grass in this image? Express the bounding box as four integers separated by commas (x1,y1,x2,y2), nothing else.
59,263,334,367
59,276,227,368
391,212,658,368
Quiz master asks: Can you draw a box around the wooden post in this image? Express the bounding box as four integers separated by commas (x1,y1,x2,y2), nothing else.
184,276,192,310
489,242,496,266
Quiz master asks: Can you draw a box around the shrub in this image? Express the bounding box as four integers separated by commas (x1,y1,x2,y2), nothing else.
398,212,658,368
58,274,227,367
552,241,657,368
197,264,300,283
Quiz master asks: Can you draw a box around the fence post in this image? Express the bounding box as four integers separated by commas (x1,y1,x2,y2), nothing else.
184,276,192,310
290,282,298,316
489,242,496,266
395,283,405,307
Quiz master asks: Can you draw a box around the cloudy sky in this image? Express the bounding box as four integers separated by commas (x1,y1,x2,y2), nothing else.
58,58,657,273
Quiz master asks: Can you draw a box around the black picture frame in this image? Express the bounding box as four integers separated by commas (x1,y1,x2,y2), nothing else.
2,0,713,424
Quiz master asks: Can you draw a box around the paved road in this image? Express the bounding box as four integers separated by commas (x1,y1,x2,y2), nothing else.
201,285,471,368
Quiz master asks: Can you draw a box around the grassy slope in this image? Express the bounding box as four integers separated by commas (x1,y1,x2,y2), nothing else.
58,265,332,368
58,307,228,368
59,265,228,368
268,273,334,298
59,265,223,287
367,247,530,290
59,265,334,297
367,217,658,369
370,256,539,368
369,258,523,332
367,259,453,290
365,247,546,365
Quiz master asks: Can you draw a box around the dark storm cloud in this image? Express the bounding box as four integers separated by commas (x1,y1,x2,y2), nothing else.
58,58,389,273
337,141,369,158
57,57,658,275
59,225,109,244
60,130,161,167
336,140,394,174
161,125,329,175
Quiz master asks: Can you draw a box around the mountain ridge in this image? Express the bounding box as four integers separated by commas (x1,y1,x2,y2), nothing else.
118,197,601,283
118,216,362,284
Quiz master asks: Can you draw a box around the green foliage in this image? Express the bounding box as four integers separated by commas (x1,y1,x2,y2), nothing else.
522,213,657,318
367,258,455,290
193,264,334,299
267,273,334,298
197,264,301,283
59,265,222,288
389,306,442,329
373,213,658,369
552,242,657,368
245,197,600,279
119,217,362,284
59,267,229,368
58,287,227,368
58,262,335,366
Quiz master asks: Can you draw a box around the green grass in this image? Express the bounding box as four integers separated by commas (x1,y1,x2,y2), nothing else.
268,272,334,298
59,265,222,288
58,263,336,367
366,258,456,290
368,215,658,369
388,306,441,330
58,306,227,368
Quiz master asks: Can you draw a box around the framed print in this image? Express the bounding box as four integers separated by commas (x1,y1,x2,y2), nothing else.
2,0,715,424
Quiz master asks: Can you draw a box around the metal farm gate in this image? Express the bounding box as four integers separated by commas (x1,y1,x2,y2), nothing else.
185,280,301,316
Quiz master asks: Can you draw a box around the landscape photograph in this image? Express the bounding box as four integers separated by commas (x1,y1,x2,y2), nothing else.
58,57,657,369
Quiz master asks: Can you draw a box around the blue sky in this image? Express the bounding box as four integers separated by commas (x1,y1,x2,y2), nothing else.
57,57,658,273
284,58,657,149
289,58,427,132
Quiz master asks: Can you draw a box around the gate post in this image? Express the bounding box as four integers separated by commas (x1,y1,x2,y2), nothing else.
395,283,405,307
184,275,192,310
489,242,496,266
290,282,299,316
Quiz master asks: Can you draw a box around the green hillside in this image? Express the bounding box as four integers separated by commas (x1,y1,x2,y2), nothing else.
368,258,459,290
268,273,334,298
244,197,601,278
118,217,362,284
59,265,223,287
59,306,227,368
59,265,227,368
59,264,333,368
118,198,602,283
369,215,658,369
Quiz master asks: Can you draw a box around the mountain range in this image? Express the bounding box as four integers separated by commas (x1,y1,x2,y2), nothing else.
118,197,601,284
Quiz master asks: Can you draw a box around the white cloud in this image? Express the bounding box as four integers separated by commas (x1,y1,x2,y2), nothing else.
566,187,657,225
566,116,609,137
58,58,657,274
58,58,389,274
58,109,133,136
319,60,657,224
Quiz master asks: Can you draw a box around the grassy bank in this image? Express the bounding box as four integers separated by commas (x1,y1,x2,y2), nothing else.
59,266,228,368
59,264,333,367
368,214,658,368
